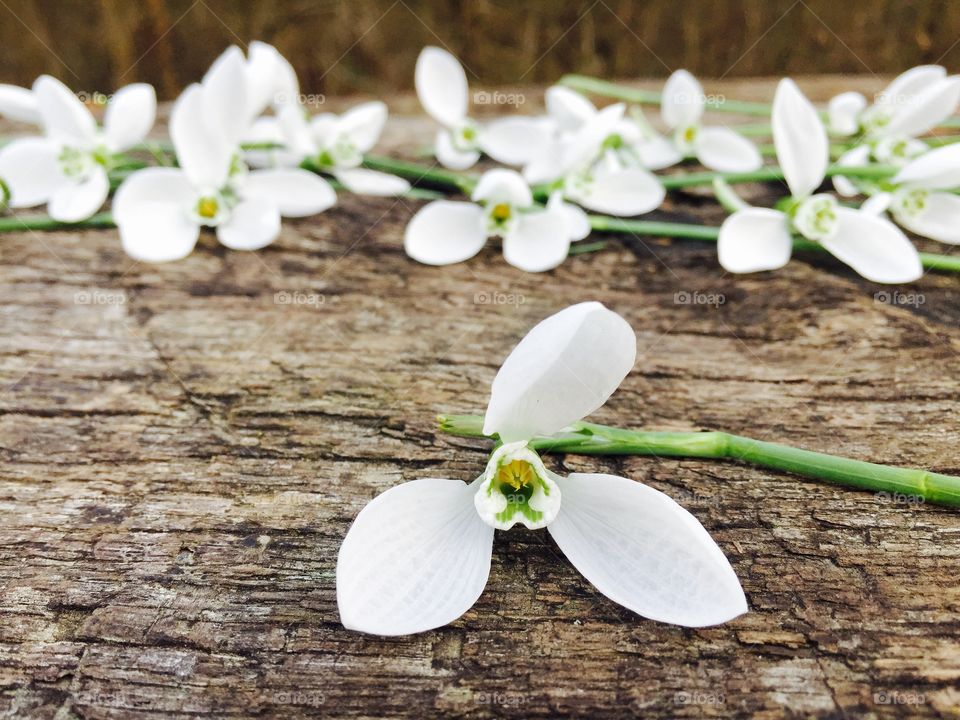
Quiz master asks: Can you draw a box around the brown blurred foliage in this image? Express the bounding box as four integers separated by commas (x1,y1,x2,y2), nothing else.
0,0,957,99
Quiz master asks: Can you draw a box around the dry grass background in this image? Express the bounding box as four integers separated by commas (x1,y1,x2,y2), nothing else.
0,0,957,98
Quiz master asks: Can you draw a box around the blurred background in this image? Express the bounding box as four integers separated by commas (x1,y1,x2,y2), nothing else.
0,0,957,99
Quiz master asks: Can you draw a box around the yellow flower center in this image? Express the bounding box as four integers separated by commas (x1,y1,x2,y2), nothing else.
196,197,219,219
490,203,512,222
496,459,536,492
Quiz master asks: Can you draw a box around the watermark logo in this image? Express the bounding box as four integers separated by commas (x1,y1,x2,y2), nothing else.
474,691,531,707
674,290,726,307
474,291,525,306
473,90,526,108
874,290,925,307
76,90,112,105
275,92,326,107
876,491,925,506
674,690,725,706
667,92,726,107
265,690,326,706
874,690,926,705
75,290,126,305
274,290,326,308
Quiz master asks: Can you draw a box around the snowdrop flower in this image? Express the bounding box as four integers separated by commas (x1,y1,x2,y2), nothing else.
718,79,922,284
0,76,155,221
655,70,762,173
337,302,748,635
0,83,40,124
277,101,411,196
405,168,587,272
112,83,334,262
860,143,960,245
415,46,549,169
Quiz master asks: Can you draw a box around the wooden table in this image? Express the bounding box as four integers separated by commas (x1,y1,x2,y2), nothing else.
1,79,958,719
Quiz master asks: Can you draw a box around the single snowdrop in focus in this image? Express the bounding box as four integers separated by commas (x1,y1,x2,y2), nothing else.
113,83,335,262
0,83,40,124
277,101,410,196
656,70,762,173
0,75,155,221
337,302,748,635
860,143,960,245
405,168,587,272
415,46,549,169
718,79,922,284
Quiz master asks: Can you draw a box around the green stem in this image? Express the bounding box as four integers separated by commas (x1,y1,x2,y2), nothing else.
712,178,749,212
0,212,115,231
661,164,898,189
438,415,960,507
361,155,477,193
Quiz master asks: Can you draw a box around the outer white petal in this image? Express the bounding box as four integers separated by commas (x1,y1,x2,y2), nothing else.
560,103,625,174
548,473,747,627
545,85,597,131
32,75,96,144
471,168,532,207
243,116,302,169
201,45,250,145
216,197,281,251
894,191,960,244
244,168,336,216
247,41,299,114
0,137,64,207
661,69,704,129
0,84,40,124
832,145,870,197
635,135,683,170
338,101,388,154
482,301,636,442
481,116,552,166
885,76,960,139
334,167,410,196
415,46,469,127
114,169,200,263
893,143,960,190
48,166,108,222
103,83,156,151
773,78,828,199
170,84,231,190
277,104,317,157
575,167,664,216
827,91,867,136
502,209,571,272
522,140,567,184
694,126,762,172
549,191,590,241
337,478,494,636
435,129,480,170
877,65,946,108
821,207,922,283
717,208,792,273
404,200,487,265
861,192,891,215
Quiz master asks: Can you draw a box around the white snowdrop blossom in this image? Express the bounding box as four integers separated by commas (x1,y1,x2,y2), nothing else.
860,143,960,245
337,302,748,635
415,46,549,169
404,168,588,272
657,69,762,172
277,101,411,196
718,79,922,284
523,99,666,217
0,75,155,221
830,66,960,196
112,83,335,263
0,83,40,124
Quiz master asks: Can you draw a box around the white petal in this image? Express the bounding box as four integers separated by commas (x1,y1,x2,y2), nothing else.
827,91,867,136
201,45,250,145
895,191,960,244
244,168,336,216
502,209,571,272
404,200,487,265
832,145,870,197
0,137,64,207
113,167,197,225
48,166,108,222
560,103,625,174
170,84,231,190
877,65,946,108
885,76,960,139
545,85,597,131
481,116,552,166
821,207,922,283
717,208,792,274
861,192,891,215
548,473,747,627
243,116,302,169
415,46,469,127
216,197,281,251
277,103,316,157
635,135,683,170
338,101,388,154
32,75,96,145
695,126,762,172
773,78,828,199
482,301,636,443
522,140,567,184
115,170,199,263
435,129,480,170
661,69,704,129
334,167,410,196
103,83,156,151
0,84,40,124
471,168,532,207
574,167,664,216
893,143,960,190
549,191,591,241
247,41,299,115
337,478,494,636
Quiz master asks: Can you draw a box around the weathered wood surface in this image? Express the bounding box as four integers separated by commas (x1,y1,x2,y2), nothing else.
1,78,959,719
